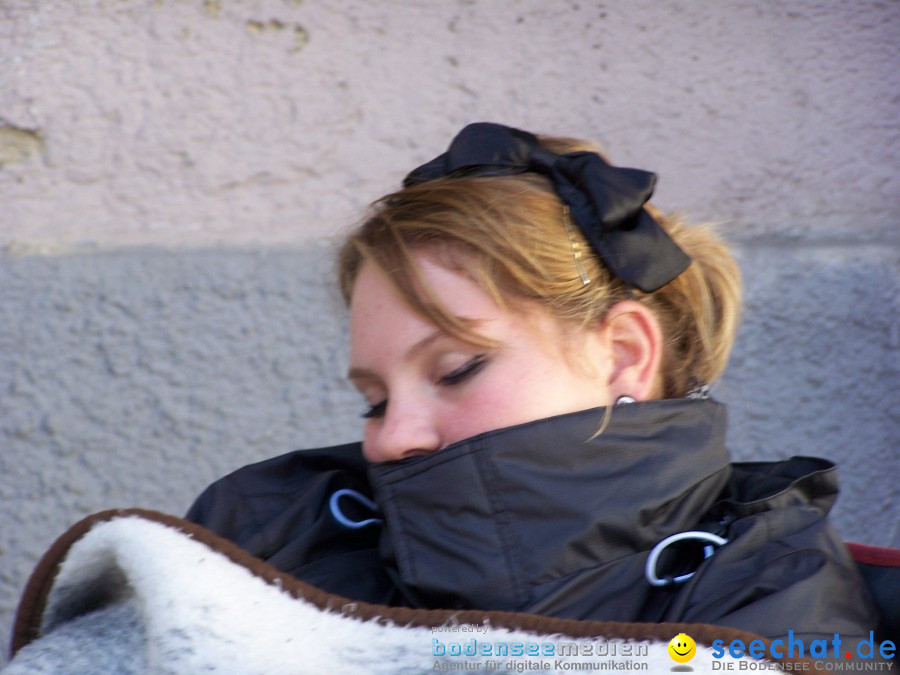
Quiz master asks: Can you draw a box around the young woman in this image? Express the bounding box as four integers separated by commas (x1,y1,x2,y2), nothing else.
186,123,879,642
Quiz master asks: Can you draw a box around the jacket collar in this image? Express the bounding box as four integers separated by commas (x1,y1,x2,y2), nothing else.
367,398,732,612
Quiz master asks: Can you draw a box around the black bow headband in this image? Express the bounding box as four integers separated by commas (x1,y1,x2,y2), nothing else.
403,122,690,293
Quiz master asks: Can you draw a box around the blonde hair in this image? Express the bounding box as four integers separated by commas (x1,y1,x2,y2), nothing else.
338,135,741,399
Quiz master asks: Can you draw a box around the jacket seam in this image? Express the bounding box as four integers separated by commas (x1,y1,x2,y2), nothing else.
475,440,532,610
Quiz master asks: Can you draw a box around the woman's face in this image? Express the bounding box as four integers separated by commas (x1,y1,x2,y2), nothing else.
348,252,615,463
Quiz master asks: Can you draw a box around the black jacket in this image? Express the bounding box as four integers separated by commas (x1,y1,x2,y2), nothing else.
186,398,878,642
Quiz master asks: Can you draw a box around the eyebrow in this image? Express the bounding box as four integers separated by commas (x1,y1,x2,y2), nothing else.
346,329,448,381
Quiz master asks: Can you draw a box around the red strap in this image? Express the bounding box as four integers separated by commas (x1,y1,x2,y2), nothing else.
846,541,900,567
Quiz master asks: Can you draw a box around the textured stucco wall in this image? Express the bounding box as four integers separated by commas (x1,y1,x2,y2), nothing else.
1,0,898,662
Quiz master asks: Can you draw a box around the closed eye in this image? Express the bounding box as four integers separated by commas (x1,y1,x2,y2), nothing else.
359,355,486,419
440,354,487,386
361,400,386,419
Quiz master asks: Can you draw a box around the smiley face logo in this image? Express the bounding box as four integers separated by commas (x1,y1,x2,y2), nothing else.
668,633,696,663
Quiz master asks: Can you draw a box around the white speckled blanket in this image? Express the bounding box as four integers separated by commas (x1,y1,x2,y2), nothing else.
5,509,800,674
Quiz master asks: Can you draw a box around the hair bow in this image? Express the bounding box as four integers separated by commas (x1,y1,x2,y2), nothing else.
403,122,691,293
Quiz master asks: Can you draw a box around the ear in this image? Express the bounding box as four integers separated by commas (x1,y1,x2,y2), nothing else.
602,300,664,401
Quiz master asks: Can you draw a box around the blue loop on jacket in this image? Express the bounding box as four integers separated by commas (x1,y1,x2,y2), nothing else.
645,531,729,587
329,489,383,529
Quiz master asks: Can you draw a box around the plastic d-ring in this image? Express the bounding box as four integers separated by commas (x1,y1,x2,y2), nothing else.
329,489,383,529
645,531,728,587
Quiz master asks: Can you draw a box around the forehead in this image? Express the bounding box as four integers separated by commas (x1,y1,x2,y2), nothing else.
348,256,503,355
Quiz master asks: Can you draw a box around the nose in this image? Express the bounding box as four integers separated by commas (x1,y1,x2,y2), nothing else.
363,399,441,463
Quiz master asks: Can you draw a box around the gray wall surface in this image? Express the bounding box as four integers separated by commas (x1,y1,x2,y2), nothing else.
1,0,898,663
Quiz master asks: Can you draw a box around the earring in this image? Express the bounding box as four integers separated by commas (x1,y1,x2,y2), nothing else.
615,395,636,405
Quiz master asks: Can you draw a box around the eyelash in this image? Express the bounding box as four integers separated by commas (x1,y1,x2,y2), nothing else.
360,354,488,419
361,400,387,419
439,354,487,386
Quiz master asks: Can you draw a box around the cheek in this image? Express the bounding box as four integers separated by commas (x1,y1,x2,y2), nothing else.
438,378,524,445
361,423,379,460
461,357,604,429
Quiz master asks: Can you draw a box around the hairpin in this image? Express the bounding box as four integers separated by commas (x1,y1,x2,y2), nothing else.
562,206,591,286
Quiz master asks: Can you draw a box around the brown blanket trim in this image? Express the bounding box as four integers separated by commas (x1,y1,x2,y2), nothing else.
11,508,815,670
